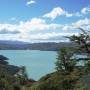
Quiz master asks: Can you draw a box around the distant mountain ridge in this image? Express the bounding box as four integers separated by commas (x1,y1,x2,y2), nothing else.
0,40,76,51
0,40,29,45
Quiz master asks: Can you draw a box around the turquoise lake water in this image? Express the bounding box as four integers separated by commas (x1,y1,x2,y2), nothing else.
0,50,57,80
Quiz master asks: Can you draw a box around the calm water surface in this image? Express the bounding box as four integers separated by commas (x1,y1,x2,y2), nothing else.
0,50,57,80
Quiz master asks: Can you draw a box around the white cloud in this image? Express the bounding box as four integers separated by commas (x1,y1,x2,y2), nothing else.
62,25,73,31
26,0,36,6
18,18,61,32
0,24,18,32
18,32,79,42
0,33,77,42
43,7,64,20
81,5,90,14
0,18,58,33
0,18,90,42
61,18,90,31
43,5,90,20
72,18,90,28
43,7,82,20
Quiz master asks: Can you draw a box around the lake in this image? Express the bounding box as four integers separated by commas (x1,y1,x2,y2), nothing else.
0,50,57,80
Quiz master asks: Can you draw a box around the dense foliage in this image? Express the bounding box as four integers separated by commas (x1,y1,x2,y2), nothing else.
0,55,36,90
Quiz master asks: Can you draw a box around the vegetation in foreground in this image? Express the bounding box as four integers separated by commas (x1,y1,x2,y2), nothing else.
0,55,36,90
0,28,90,90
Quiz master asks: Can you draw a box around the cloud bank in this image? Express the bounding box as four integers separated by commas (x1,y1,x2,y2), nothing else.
0,17,90,42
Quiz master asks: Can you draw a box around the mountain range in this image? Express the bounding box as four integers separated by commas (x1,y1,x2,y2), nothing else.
0,40,76,51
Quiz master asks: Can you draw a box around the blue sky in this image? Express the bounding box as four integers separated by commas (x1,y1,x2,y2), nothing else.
0,0,90,42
